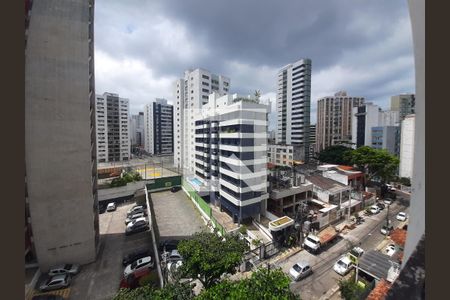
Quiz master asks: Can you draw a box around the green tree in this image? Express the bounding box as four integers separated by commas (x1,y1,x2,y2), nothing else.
347,146,399,184
113,282,194,300
177,231,249,289
197,267,299,300
338,277,365,300
318,145,353,165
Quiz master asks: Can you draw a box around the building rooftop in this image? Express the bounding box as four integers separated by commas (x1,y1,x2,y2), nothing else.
305,174,349,193
390,229,407,247
367,279,392,300
359,250,394,280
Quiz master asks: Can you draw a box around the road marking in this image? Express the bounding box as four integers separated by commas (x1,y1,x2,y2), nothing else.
28,288,71,300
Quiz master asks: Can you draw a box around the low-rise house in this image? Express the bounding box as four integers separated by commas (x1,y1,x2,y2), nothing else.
305,174,351,207
319,164,365,190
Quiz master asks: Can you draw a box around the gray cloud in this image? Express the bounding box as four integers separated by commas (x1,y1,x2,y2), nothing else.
94,0,415,128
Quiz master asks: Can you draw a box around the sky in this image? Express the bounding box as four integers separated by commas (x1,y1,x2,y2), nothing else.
94,0,415,129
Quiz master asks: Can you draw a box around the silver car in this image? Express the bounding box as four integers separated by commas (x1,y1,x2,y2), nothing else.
289,262,312,281
48,264,80,276
39,274,71,292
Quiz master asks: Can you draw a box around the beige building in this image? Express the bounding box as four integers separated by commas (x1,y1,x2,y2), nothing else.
390,94,415,120
25,0,99,271
316,91,364,152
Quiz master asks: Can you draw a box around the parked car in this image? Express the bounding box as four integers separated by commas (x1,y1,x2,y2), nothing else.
370,205,380,214
124,256,154,277
163,249,182,261
385,244,396,256
122,248,151,266
120,265,152,289
48,264,80,276
125,217,149,236
333,255,354,276
171,186,181,193
376,202,386,210
396,212,408,222
349,246,365,258
106,202,116,212
159,239,180,252
39,274,71,292
125,212,145,225
127,204,146,214
380,224,394,235
289,262,312,281
127,206,146,217
383,198,393,205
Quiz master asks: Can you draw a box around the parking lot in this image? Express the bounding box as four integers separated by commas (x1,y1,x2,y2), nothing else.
29,202,156,300
151,190,206,242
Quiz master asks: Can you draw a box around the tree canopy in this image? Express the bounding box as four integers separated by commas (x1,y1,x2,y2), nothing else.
347,146,399,183
196,267,299,300
177,231,249,289
113,282,194,300
318,145,353,165
338,276,366,300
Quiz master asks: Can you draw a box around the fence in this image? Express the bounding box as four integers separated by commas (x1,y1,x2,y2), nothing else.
181,178,225,236
146,176,181,192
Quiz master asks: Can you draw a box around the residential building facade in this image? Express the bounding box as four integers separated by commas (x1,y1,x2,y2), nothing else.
390,94,415,120
193,93,269,223
276,58,311,161
268,144,303,167
130,112,144,148
316,91,364,152
174,68,230,174
25,0,99,270
399,114,415,178
95,92,130,162
371,126,400,156
144,98,174,155
309,124,316,158
351,102,399,148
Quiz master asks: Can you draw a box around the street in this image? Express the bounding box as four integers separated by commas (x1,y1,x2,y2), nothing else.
275,191,409,300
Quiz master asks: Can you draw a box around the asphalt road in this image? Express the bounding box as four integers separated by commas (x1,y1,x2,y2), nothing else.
275,193,410,300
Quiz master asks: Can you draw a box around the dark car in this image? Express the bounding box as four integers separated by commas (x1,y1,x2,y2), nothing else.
32,296,65,300
122,249,151,266
159,239,180,252
171,186,181,193
376,202,385,210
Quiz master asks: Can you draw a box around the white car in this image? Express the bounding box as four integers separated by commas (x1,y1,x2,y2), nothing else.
396,212,408,222
123,256,154,277
370,205,380,214
333,255,354,276
349,246,365,259
289,262,312,281
380,224,394,235
127,204,142,214
48,264,80,276
106,202,116,212
383,199,393,205
385,244,396,256
125,212,145,225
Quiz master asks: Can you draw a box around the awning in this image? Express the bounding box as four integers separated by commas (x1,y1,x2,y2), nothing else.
311,199,327,207
319,204,338,213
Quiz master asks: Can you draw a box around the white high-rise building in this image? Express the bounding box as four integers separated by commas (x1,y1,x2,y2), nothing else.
192,93,269,223
276,58,311,161
174,68,230,174
351,102,399,148
95,92,130,162
144,98,174,155
399,114,415,179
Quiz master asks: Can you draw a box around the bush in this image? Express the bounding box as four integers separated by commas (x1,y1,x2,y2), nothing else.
238,225,248,235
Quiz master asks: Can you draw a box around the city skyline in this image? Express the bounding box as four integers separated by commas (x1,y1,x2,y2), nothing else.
94,0,415,128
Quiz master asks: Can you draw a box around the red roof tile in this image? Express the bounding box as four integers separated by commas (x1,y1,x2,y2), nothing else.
390,229,407,247
367,279,392,300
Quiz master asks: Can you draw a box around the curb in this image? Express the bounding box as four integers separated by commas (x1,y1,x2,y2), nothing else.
319,284,340,300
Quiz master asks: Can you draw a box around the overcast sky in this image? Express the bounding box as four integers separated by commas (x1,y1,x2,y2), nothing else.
94,0,415,128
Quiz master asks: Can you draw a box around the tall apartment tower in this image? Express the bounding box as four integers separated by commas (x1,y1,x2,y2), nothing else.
144,98,174,155
95,92,130,163
309,124,316,158
25,0,99,270
276,59,312,161
193,93,269,223
399,114,415,179
351,102,400,148
174,69,230,174
130,112,144,148
391,94,415,120
316,91,365,151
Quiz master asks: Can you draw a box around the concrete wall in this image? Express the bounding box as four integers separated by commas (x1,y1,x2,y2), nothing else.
25,0,98,270
403,0,424,266
98,181,152,201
